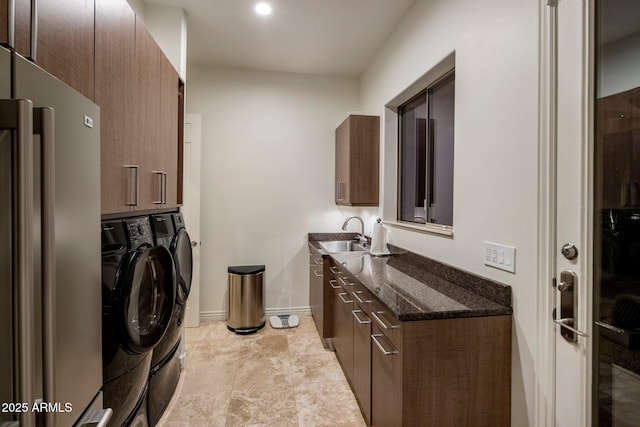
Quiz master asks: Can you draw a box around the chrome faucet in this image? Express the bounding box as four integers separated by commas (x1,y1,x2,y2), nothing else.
341,216,367,245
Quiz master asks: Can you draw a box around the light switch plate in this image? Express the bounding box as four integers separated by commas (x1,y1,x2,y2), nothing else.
483,241,516,273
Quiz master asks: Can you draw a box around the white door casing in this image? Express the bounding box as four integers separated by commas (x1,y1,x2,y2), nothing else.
539,0,594,426
183,113,202,328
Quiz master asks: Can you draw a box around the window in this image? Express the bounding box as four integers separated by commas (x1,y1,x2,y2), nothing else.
398,71,455,226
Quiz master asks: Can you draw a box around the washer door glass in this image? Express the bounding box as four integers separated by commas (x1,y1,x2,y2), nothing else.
170,228,193,304
115,245,176,353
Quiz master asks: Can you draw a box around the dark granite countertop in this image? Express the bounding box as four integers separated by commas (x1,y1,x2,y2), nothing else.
308,233,512,322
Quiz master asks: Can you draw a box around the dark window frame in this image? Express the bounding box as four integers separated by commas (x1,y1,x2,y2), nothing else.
397,71,455,226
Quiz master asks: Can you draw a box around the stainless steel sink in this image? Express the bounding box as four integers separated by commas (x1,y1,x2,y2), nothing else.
318,240,368,253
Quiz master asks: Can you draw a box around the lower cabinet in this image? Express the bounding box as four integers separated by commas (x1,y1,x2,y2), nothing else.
352,307,372,425
328,259,512,427
332,280,354,382
370,315,512,427
330,261,372,424
370,323,402,427
308,246,325,336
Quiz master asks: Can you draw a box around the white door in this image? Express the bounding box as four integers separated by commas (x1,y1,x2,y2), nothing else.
548,1,640,426
183,114,202,328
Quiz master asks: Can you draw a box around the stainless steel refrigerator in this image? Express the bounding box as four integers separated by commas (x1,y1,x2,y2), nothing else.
0,47,111,427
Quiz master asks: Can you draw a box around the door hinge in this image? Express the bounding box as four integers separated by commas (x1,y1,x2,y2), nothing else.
552,277,557,288
547,0,557,7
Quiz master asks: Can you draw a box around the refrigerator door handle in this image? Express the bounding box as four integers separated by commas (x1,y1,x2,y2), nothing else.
34,106,56,427
0,98,37,427
78,408,113,427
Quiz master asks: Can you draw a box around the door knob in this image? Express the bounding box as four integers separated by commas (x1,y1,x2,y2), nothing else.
191,241,199,248
561,243,578,260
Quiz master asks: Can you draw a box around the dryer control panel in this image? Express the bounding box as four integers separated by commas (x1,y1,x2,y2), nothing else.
124,216,154,248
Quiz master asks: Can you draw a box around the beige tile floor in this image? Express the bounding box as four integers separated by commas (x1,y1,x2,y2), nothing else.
156,315,367,427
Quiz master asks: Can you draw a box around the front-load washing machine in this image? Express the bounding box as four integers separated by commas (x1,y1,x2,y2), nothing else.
102,217,176,427
147,213,193,425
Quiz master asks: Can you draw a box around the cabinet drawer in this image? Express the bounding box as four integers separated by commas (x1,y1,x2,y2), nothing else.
371,299,401,350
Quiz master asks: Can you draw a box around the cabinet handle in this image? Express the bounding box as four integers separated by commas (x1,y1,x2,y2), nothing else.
338,292,353,304
329,279,341,289
338,277,353,287
8,0,15,47
352,290,371,304
352,310,371,324
314,258,323,265
30,0,38,61
125,165,139,206
152,171,164,204
371,334,398,356
313,269,323,277
162,172,167,204
329,266,340,274
371,311,399,330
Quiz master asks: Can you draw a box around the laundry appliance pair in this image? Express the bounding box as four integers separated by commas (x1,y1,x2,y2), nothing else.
101,213,193,426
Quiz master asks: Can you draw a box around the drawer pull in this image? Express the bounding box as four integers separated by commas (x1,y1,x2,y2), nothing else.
371,311,399,330
329,266,340,274
313,269,323,277
338,292,353,304
352,290,371,304
329,279,341,289
338,277,353,287
352,309,371,324
372,334,398,356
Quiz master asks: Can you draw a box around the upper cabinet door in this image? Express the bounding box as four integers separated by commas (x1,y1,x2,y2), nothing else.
35,0,95,100
134,17,161,210
95,0,136,215
335,115,380,206
159,55,180,209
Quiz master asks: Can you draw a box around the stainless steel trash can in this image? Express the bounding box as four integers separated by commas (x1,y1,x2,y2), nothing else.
227,265,265,334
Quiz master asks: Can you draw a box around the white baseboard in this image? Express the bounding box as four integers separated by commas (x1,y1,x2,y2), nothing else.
198,306,311,323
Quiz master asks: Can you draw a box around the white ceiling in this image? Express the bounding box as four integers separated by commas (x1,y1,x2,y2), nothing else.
142,0,417,76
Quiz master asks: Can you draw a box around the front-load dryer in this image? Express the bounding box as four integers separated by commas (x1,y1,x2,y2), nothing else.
148,213,193,425
102,217,176,427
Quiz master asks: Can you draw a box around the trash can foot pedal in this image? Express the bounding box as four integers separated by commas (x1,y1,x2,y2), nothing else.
227,322,265,335
269,314,299,329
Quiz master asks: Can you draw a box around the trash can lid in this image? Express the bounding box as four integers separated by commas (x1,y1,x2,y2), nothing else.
228,265,265,275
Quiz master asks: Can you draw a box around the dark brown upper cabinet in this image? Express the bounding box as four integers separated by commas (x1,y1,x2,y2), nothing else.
335,115,380,206
95,0,136,215
34,0,95,100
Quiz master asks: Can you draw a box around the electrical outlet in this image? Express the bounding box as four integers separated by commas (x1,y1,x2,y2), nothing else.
483,241,516,273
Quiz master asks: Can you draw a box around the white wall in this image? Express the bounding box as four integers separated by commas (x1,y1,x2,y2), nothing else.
143,6,188,80
128,2,187,79
126,0,144,17
186,65,361,318
360,0,539,425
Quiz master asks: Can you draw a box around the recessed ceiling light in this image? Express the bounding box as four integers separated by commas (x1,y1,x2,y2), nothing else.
255,2,272,16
